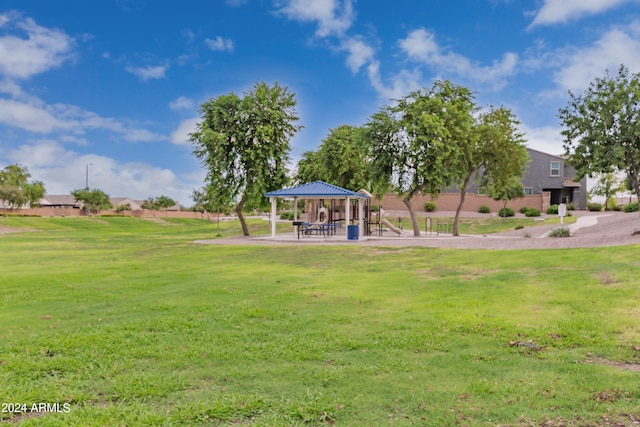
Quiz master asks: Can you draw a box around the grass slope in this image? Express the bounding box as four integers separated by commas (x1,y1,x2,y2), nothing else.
0,217,638,426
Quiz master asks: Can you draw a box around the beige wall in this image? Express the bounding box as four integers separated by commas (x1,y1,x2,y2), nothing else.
373,193,543,213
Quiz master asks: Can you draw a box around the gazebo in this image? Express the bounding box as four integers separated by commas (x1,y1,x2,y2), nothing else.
264,181,370,240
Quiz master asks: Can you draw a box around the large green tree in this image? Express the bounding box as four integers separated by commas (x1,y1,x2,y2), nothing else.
559,65,640,211
450,106,528,236
0,164,45,214
71,188,112,214
191,81,302,236
590,172,625,210
295,125,369,191
365,80,476,236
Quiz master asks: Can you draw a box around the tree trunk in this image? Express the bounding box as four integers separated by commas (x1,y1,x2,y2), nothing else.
403,196,421,237
631,162,640,217
453,172,473,236
236,194,250,236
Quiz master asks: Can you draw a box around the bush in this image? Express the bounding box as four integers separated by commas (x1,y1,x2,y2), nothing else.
546,204,558,215
369,204,379,212
624,202,639,213
587,202,602,212
478,205,490,214
519,206,529,214
514,225,524,230
498,207,515,217
424,202,436,212
279,211,294,220
549,226,571,238
566,201,577,210
524,208,540,217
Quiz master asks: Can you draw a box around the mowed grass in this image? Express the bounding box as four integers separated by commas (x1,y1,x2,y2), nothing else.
1,217,639,426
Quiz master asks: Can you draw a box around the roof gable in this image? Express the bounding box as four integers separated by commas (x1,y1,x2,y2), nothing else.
264,181,369,198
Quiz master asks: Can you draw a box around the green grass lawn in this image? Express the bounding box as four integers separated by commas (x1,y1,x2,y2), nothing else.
1,217,639,426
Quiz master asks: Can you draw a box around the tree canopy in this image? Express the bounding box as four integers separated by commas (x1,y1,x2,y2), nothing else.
71,188,112,214
450,106,528,235
0,164,45,214
141,195,177,217
295,125,369,191
559,65,640,209
364,80,477,236
191,81,301,236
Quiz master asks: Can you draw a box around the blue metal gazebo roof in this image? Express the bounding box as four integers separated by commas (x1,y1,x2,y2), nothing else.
264,181,369,199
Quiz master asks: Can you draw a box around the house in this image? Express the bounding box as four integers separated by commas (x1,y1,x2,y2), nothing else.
449,148,587,210
40,195,82,209
520,148,587,210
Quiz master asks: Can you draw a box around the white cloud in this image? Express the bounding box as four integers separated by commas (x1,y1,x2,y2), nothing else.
204,36,234,52
5,141,198,204
520,123,566,155
0,94,165,143
0,12,74,80
367,61,422,101
399,28,518,89
170,117,200,145
169,96,195,111
550,22,640,95
125,64,168,81
340,37,374,73
0,98,68,133
275,0,354,38
529,0,634,27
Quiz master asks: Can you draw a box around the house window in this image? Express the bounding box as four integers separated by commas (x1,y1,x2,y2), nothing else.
550,161,560,176
524,187,533,195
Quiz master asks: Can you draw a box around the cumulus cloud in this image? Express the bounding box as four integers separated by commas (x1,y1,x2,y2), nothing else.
367,61,422,101
519,123,566,156
399,28,518,89
169,96,195,111
340,36,374,73
125,64,168,81
0,12,74,80
205,36,234,52
5,141,198,204
275,0,354,38
0,93,165,143
170,117,200,145
529,0,633,27
550,21,640,95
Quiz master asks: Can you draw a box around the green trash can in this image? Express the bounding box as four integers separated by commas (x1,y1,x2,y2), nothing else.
347,225,359,240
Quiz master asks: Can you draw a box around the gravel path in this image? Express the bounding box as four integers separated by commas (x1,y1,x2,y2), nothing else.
197,211,640,250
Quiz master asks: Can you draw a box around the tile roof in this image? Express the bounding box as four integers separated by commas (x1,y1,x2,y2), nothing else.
264,181,369,198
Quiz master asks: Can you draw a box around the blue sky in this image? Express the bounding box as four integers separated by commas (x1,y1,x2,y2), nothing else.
1,0,639,205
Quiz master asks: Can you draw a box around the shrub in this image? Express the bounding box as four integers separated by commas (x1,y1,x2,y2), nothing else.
424,202,436,212
498,207,515,217
369,204,379,212
613,205,622,211
587,202,602,212
280,211,294,220
549,226,571,238
478,205,490,214
519,206,529,214
624,202,639,213
514,225,524,230
524,208,540,217
566,201,577,210
546,204,558,215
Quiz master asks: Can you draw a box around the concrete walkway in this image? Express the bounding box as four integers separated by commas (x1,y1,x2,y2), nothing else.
539,214,612,238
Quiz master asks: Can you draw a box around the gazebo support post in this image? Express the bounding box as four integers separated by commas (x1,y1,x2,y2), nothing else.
293,197,298,238
358,198,364,239
344,197,350,241
270,196,277,238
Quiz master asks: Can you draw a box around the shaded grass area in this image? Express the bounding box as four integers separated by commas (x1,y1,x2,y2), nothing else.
1,217,639,426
